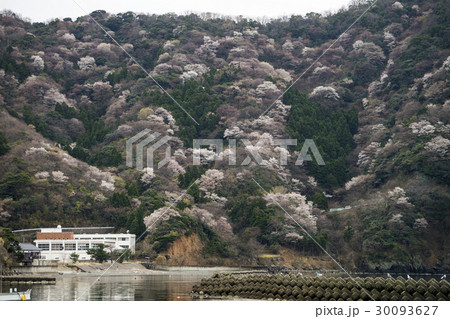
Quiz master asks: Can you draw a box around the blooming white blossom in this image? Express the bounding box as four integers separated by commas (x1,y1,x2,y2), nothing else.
180,70,199,82
94,193,107,202
184,63,209,75
31,55,44,72
77,56,96,70
263,192,317,232
357,142,381,167
186,207,217,228
282,40,294,52
192,148,217,165
152,63,173,75
232,31,243,39
284,232,304,243
195,36,219,57
353,40,364,50
140,172,154,185
35,171,50,179
392,2,404,9
154,107,176,126
345,175,371,190
308,176,317,187
384,31,396,49
425,136,450,157
100,180,115,191
388,187,409,205
144,207,179,231
243,28,259,38
309,86,340,100
96,43,111,53
197,169,224,192
44,88,72,106
205,192,227,205
255,81,280,97
223,126,242,138
409,120,436,136
441,56,450,71
52,171,68,183
354,42,386,64
414,218,428,230
313,66,333,75
122,43,133,52
167,158,185,174
389,213,404,226
163,40,175,50
275,68,292,82
25,147,48,156
61,33,76,43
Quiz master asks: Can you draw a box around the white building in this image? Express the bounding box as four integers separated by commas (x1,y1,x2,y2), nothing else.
33,225,136,262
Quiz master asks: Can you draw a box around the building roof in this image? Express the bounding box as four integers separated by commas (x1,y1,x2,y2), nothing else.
19,243,41,252
37,232,74,240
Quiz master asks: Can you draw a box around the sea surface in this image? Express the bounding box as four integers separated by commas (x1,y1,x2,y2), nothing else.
2,267,239,301
1,269,444,301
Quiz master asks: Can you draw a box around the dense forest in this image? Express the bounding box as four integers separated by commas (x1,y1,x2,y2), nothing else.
0,0,449,271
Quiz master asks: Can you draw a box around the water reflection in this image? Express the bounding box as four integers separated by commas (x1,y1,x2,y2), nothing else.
27,268,237,301
1,271,444,301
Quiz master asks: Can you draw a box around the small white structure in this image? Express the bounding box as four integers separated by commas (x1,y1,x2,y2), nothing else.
33,225,136,262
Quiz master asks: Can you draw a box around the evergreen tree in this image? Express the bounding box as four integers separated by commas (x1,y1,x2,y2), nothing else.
87,243,110,263
285,88,357,188
110,192,131,207
0,132,10,156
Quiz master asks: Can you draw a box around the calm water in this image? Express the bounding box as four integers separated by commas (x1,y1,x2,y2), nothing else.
2,271,444,301
2,268,238,301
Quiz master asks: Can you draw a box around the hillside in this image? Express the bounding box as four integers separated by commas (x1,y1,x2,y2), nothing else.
0,0,449,272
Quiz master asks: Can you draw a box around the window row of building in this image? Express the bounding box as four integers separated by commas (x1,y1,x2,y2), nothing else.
36,242,130,251
37,237,129,241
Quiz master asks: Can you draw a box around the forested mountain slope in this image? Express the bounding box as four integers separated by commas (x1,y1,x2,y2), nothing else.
0,0,449,271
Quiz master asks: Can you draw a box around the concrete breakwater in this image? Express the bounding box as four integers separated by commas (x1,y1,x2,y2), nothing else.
191,273,450,301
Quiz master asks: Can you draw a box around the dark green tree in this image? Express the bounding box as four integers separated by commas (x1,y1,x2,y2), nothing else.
344,225,354,242
110,192,131,207
308,192,329,210
87,243,110,263
285,88,357,188
0,172,32,200
69,252,79,263
126,206,146,237
178,166,204,188
126,182,140,198
0,227,24,266
55,102,77,119
0,132,10,156
94,145,122,167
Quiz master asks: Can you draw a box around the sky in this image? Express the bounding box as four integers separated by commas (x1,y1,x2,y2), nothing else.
2,0,351,22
